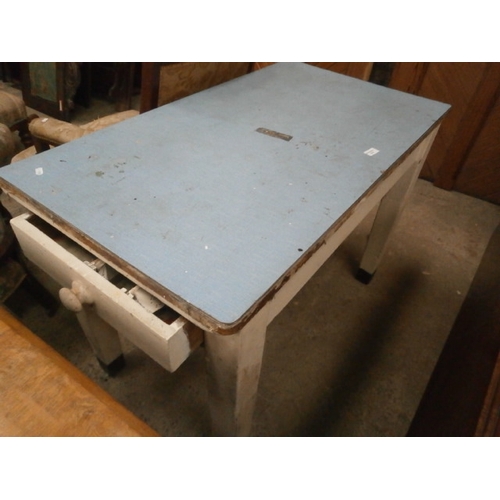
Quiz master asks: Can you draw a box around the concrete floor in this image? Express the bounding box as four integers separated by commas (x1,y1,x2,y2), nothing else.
2,86,500,436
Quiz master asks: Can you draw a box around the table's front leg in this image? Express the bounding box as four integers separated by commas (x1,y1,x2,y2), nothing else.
204,317,267,437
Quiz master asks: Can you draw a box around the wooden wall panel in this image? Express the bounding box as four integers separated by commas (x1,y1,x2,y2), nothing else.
389,62,500,204
252,62,275,71
433,63,500,192
307,62,373,81
157,62,251,106
141,63,252,112
388,62,429,94
454,91,500,204
421,62,487,182
253,62,373,81
390,62,487,181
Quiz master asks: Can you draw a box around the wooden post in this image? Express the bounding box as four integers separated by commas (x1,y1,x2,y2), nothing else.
140,63,160,113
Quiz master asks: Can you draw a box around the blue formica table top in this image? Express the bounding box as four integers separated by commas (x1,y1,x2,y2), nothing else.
0,63,450,328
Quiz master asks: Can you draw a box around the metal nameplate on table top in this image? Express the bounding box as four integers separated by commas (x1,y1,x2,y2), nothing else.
255,127,293,141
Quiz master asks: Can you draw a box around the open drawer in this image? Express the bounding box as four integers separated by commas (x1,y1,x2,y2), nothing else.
10,213,203,372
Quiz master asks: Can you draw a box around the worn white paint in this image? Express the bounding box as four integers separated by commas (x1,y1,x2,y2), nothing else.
11,214,195,372
358,127,439,276
204,315,268,437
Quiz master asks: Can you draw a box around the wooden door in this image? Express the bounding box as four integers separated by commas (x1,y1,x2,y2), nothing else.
388,62,500,205
454,89,500,204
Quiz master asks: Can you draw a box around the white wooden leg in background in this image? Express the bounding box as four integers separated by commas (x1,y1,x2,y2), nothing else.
204,317,267,437
356,161,420,283
356,130,439,284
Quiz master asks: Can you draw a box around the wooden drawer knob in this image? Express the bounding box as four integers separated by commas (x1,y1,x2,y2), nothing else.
59,281,92,312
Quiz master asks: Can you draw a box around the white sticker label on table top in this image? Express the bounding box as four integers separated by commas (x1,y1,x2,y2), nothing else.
364,148,380,156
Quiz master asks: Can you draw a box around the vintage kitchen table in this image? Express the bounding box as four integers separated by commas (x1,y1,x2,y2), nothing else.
0,63,449,436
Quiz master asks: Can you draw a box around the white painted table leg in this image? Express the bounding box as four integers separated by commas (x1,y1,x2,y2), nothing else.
76,304,125,374
204,318,267,437
356,162,420,282
357,131,439,283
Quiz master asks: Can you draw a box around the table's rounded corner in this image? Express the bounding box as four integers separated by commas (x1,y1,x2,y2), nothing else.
199,308,260,337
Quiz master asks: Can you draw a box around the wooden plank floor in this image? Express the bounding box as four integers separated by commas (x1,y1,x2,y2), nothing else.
476,351,500,436
0,306,158,437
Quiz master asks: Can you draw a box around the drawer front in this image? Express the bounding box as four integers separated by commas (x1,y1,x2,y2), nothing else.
11,213,202,372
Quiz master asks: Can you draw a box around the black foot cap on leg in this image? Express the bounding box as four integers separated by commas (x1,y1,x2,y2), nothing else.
98,354,126,376
356,268,374,285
